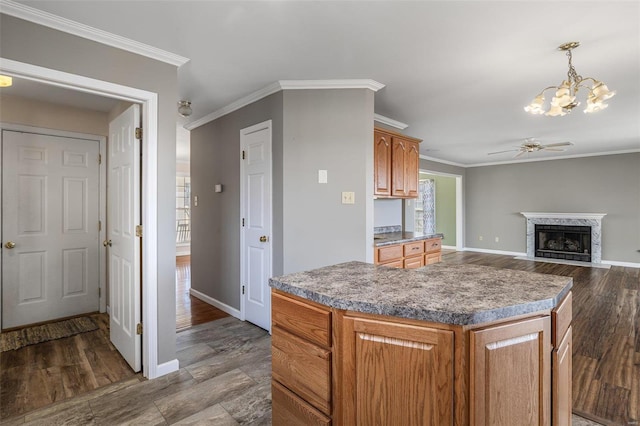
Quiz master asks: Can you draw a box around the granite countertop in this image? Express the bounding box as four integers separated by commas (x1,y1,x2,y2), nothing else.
269,261,572,325
374,232,444,247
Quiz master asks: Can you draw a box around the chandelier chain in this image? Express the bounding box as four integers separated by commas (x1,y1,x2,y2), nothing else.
566,50,583,88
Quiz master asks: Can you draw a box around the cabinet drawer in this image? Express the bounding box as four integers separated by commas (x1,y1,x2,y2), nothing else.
379,259,404,269
376,244,403,263
272,291,331,347
552,291,572,347
404,241,425,257
272,380,331,426
272,327,331,415
425,252,442,265
425,238,442,253
404,256,425,269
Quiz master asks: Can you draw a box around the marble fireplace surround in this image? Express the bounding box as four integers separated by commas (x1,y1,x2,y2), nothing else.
521,212,606,264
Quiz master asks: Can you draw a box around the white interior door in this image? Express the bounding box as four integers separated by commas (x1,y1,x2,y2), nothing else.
1,130,100,329
241,120,272,332
107,104,141,372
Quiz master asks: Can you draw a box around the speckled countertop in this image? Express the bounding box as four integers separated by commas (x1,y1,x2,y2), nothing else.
269,261,572,325
374,232,444,247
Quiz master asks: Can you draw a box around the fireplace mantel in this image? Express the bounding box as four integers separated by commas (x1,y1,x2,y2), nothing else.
521,212,606,264
521,212,607,220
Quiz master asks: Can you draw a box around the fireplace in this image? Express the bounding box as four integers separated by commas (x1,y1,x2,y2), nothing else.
535,224,592,262
521,212,606,264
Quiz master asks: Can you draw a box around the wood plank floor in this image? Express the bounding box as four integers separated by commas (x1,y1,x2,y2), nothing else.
176,255,229,332
1,252,635,425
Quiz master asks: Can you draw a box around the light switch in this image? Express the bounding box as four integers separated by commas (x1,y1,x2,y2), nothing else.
342,191,355,204
318,169,328,184
215,184,223,193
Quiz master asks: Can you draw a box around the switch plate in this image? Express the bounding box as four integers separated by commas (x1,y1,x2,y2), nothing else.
318,170,328,184
342,191,355,204
479,235,483,241
495,237,499,242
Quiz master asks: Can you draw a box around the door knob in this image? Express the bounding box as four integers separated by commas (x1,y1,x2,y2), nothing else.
259,236,268,243
4,241,16,249
103,240,112,247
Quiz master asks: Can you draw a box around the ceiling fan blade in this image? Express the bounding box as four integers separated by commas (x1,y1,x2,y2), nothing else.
542,148,567,152
488,149,518,155
542,142,573,148
514,150,527,158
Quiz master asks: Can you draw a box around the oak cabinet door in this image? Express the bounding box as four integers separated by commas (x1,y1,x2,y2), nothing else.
470,316,551,426
553,326,572,426
374,130,392,196
341,317,454,425
404,139,420,198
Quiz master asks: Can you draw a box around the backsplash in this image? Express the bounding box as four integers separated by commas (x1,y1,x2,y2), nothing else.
374,225,402,234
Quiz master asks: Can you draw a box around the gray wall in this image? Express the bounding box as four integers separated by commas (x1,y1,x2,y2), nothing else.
374,199,403,228
282,89,375,273
190,92,283,309
1,15,179,363
465,153,640,263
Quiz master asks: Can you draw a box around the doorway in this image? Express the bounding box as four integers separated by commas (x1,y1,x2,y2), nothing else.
0,58,164,378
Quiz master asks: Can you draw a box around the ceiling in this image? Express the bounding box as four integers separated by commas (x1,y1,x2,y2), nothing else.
7,1,640,166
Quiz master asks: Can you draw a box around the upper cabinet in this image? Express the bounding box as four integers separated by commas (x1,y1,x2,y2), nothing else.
374,128,421,198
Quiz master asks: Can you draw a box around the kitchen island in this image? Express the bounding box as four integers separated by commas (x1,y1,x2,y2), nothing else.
269,261,573,426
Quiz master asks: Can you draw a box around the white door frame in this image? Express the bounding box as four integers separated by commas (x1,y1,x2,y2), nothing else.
0,58,163,379
0,123,107,316
239,119,273,327
419,169,464,251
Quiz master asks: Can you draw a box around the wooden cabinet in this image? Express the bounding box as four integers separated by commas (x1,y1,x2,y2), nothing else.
271,293,333,423
470,316,551,425
374,128,421,199
375,237,442,268
552,293,572,426
341,317,454,425
272,290,571,426
374,130,392,197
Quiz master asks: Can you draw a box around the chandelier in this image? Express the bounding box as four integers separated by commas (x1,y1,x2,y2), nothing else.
524,42,616,116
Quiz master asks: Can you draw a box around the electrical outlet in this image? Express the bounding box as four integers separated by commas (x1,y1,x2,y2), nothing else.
194,195,199,207
341,191,355,204
479,235,483,241
495,237,499,242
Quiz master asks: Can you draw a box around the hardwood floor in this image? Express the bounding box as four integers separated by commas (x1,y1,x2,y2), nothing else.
2,252,635,425
176,255,229,331
0,313,139,420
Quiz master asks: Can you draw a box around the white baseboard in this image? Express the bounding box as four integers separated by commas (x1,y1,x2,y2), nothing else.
155,359,179,377
463,247,527,257
106,305,110,315
602,260,640,268
442,245,457,250
189,288,242,319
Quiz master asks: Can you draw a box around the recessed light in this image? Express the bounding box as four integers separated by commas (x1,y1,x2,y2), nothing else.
0,75,13,87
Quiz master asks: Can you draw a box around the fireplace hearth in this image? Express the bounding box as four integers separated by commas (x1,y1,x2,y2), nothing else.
535,224,591,262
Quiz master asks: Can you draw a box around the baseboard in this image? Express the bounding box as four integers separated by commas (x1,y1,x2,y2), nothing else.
602,259,640,268
155,359,179,377
441,245,457,250
106,305,111,315
189,288,242,319
463,247,527,257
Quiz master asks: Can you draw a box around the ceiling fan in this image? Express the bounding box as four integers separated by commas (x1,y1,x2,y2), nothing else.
488,138,574,158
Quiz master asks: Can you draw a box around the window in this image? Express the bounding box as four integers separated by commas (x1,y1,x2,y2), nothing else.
176,176,190,244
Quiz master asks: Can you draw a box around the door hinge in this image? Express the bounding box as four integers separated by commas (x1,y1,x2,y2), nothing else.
136,323,143,335
135,127,143,140
242,150,245,160
98,153,102,164
98,220,102,231
242,285,245,295
135,225,143,237
98,287,101,297
242,218,245,227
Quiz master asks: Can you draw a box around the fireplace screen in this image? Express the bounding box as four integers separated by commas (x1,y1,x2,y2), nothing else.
535,224,592,262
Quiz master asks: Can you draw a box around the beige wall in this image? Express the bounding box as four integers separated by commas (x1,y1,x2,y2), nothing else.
0,94,109,136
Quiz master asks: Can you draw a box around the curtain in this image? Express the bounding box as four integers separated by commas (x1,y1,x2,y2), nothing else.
420,179,436,234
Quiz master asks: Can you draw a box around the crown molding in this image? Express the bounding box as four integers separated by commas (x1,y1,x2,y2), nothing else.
466,148,640,168
0,0,190,67
186,79,385,130
374,114,408,130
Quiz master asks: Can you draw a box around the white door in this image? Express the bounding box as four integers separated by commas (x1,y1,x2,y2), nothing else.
107,105,141,372
1,130,100,329
241,120,272,331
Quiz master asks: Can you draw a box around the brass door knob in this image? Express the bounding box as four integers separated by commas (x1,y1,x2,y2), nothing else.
259,236,268,243
4,241,16,249
103,240,112,247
